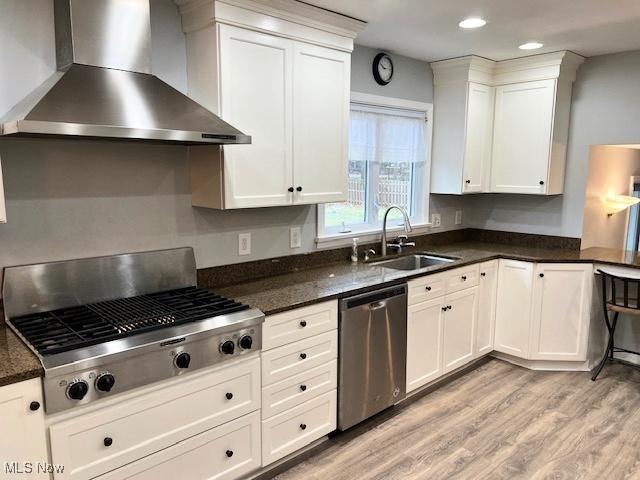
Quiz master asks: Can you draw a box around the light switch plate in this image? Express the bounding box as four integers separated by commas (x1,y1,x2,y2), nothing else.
455,210,463,225
238,233,251,256
431,213,441,228
290,227,302,249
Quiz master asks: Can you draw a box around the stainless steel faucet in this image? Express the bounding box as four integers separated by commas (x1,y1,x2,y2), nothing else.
381,206,414,256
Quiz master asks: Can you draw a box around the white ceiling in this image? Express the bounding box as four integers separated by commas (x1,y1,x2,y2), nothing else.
305,0,640,61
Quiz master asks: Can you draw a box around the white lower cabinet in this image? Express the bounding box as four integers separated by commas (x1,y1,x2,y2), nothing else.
442,287,478,374
475,260,498,357
97,412,261,480
406,297,444,392
0,378,49,479
494,260,534,358
260,301,338,467
529,263,593,361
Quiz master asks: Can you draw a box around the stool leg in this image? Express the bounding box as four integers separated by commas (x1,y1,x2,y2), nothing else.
592,311,618,381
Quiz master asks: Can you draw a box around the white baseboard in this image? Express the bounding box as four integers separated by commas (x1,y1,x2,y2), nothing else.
491,352,590,371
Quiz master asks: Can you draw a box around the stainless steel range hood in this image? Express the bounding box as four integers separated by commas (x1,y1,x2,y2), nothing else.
0,0,250,145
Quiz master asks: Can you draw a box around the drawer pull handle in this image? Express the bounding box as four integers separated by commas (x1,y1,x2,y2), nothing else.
226,450,234,458
103,437,113,447
29,401,40,411
425,286,431,291
300,353,307,360
300,384,307,391
300,423,307,430
225,392,233,400
461,275,467,281
300,320,307,327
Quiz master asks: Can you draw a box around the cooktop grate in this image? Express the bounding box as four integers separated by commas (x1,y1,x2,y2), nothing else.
10,287,249,356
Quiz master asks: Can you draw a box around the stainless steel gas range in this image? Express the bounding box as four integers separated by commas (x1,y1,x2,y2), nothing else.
2,247,264,414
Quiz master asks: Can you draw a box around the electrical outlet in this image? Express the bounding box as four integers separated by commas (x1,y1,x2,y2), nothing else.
431,213,441,228
238,233,251,256
455,210,463,225
290,227,302,249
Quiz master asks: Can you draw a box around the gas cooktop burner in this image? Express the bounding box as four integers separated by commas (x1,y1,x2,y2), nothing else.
10,287,250,356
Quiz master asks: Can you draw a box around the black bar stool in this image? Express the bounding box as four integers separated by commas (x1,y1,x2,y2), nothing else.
592,268,640,381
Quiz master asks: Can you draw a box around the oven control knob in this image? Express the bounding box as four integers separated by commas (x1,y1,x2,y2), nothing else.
174,352,191,369
238,335,253,350
220,340,235,355
66,380,89,400
96,373,116,392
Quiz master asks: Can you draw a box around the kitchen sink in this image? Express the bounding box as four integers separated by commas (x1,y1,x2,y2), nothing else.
372,254,456,271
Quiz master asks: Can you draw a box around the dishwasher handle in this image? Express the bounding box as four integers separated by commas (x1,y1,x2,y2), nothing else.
368,300,387,311
341,284,407,311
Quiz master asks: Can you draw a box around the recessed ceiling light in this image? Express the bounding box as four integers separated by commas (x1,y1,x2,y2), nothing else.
519,42,544,50
458,17,486,29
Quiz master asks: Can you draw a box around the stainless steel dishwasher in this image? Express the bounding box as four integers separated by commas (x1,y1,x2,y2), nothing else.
338,284,407,430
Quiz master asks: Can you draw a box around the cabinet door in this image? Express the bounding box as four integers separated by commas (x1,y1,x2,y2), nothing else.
442,287,478,373
218,24,293,208
494,260,534,358
292,43,350,204
463,82,494,193
476,260,498,357
529,264,593,361
490,79,556,194
406,297,444,393
0,378,48,479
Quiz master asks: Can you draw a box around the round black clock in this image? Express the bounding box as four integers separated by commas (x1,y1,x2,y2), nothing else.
372,53,393,85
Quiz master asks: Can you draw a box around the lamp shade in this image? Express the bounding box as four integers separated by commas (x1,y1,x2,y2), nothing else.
603,195,640,216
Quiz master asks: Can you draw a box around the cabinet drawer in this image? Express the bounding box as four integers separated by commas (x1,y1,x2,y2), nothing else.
262,390,336,466
263,301,337,350
97,411,261,480
50,358,260,480
445,265,480,294
261,330,337,386
407,273,445,305
262,360,337,419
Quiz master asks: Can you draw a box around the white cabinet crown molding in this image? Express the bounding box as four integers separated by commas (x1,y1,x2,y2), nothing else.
175,0,366,50
431,51,584,86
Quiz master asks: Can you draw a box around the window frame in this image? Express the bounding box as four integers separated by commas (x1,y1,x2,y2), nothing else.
316,92,433,248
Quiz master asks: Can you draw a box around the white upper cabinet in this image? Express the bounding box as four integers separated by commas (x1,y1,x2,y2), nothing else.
292,43,350,204
490,79,556,194
178,0,364,209
529,263,593,361
431,51,583,196
218,25,293,208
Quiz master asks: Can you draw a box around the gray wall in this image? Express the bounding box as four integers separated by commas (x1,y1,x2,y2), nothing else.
465,50,640,239
0,3,461,280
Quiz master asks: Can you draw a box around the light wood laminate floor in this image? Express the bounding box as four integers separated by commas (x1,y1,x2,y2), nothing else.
272,359,640,480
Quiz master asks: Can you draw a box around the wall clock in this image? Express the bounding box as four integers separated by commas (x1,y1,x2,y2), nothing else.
372,52,393,85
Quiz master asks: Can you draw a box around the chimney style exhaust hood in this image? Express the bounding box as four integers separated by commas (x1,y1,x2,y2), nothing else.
0,0,250,145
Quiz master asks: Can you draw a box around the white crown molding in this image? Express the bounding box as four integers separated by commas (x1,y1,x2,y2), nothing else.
174,0,366,39
431,51,585,86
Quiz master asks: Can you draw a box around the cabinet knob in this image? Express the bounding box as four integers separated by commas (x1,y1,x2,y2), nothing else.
225,392,233,400
296,186,303,192
425,286,431,291
300,320,307,327
226,450,234,458
539,180,545,185
448,305,452,310
461,275,467,281
300,384,307,392
539,273,545,278
442,306,447,312
103,437,113,447
288,187,294,193
465,179,471,184
480,272,486,277
300,353,307,360
299,423,307,430
29,401,40,411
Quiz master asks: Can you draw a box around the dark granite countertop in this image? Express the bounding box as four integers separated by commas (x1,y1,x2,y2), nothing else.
1,240,639,388
0,309,43,387
217,242,640,315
